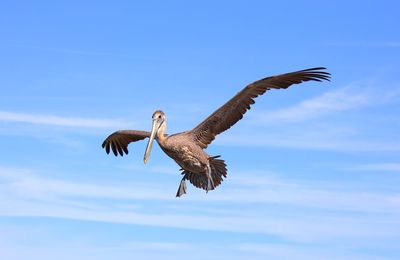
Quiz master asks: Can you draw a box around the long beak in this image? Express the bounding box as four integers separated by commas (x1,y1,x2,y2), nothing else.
143,119,161,164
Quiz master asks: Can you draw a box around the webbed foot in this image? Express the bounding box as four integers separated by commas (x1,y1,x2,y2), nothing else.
176,174,188,197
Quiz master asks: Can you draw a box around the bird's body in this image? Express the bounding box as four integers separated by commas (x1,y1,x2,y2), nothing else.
102,67,330,196
159,133,209,174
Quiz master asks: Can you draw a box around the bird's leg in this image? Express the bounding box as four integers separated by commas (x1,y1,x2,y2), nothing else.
206,164,215,193
176,172,188,197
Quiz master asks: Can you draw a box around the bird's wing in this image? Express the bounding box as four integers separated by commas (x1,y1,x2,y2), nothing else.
188,67,330,148
102,130,151,156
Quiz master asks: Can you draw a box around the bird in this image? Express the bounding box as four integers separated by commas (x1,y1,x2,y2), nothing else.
102,67,330,197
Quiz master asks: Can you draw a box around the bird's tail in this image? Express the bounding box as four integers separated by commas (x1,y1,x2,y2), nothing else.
208,155,227,188
176,156,227,196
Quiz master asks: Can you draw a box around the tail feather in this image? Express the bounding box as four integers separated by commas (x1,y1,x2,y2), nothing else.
183,156,227,191
209,156,227,187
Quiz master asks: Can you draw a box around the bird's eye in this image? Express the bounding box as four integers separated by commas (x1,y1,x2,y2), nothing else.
158,115,162,119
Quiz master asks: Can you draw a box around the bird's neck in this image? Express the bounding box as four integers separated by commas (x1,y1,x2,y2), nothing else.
156,122,167,142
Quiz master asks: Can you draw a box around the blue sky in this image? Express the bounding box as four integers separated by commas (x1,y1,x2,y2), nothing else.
1,0,400,259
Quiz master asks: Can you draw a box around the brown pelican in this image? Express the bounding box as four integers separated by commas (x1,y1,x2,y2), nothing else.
102,67,330,197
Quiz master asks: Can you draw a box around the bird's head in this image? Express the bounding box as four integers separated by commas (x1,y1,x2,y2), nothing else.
144,110,166,164
152,110,166,125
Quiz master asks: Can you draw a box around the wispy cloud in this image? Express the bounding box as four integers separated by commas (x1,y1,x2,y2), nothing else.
9,44,125,57
112,242,195,251
0,166,171,202
2,166,399,213
213,172,400,213
250,86,372,124
3,197,398,243
217,128,400,152
325,41,400,48
350,163,400,171
1,166,400,244
217,83,400,152
236,243,393,260
0,110,128,128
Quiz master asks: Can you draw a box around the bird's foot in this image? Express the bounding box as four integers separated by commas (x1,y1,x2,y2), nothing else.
176,176,187,197
206,174,215,193
206,177,215,193
206,165,215,193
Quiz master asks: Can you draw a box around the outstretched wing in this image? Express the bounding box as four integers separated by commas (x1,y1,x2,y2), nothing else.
102,130,150,156
188,67,330,148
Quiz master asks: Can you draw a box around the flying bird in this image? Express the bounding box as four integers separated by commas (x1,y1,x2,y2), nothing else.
102,67,330,197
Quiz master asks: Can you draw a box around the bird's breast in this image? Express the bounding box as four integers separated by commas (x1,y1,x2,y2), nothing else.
159,140,207,173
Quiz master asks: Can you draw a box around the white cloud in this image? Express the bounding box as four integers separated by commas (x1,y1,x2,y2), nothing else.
1,166,400,244
10,43,124,57
112,242,195,251
236,243,392,260
215,84,400,152
2,166,399,213
2,197,398,243
0,110,127,128
325,41,400,48
217,128,400,152
251,86,371,124
0,166,171,202
214,172,400,213
350,163,400,171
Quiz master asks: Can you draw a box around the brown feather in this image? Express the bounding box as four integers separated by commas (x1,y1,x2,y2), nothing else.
188,67,330,148
102,67,330,196
102,130,151,156
184,157,227,191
